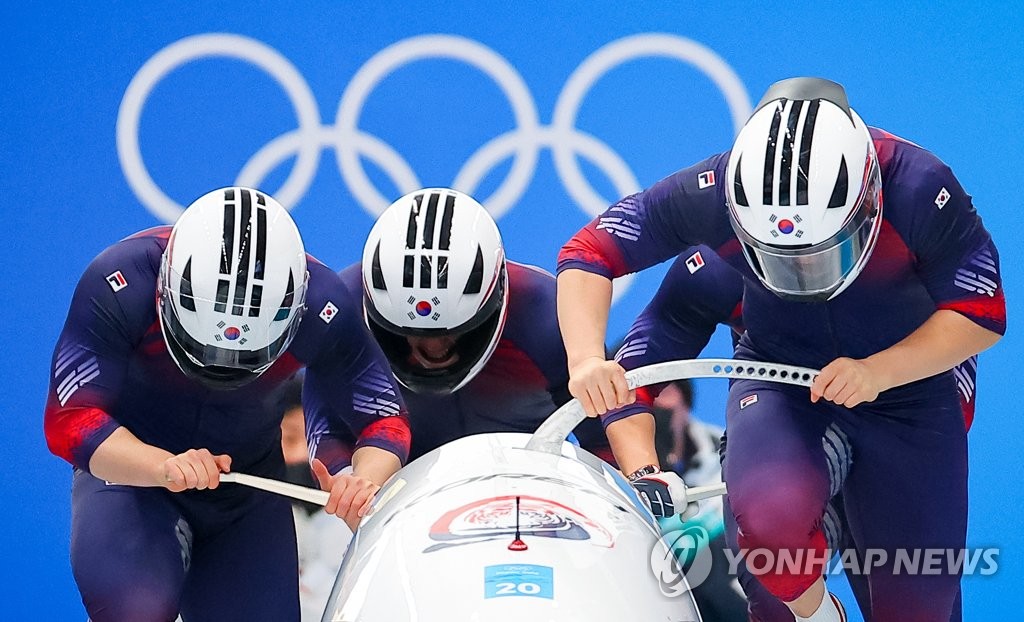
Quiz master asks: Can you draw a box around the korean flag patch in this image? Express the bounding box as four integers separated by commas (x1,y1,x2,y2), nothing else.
319,301,338,324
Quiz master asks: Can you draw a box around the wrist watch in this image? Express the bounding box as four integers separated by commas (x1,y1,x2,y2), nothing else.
627,464,661,482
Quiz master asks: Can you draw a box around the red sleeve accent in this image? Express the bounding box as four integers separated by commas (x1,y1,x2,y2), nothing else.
601,385,664,427
635,386,658,409
937,289,1006,335
557,221,630,278
354,413,412,465
44,405,119,469
714,238,743,263
125,225,172,241
727,301,745,332
960,395,974,432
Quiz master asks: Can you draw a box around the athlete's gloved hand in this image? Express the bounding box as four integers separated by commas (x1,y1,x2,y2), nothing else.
632,470,689,519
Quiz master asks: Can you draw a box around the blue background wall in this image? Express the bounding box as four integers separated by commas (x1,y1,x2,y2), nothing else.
3,3,1020,619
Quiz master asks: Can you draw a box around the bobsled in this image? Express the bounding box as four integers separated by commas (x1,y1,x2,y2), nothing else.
318,359,819,622
321,432,697,621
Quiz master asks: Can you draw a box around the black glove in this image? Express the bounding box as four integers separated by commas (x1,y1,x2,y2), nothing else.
632,471,689,519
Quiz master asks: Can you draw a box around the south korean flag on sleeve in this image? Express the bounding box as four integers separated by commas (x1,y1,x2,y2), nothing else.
319,301,339,324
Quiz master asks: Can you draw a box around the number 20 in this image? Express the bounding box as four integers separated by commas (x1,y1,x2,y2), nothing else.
496,582,541,595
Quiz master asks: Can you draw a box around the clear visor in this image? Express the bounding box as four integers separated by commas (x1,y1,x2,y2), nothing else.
159,259,307,374
735,161,881,299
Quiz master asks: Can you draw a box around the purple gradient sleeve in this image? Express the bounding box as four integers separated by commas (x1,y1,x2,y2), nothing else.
301,268,411,470
603,247,744,426
558,153,735,278
884,146,1005,334
44,238,160,471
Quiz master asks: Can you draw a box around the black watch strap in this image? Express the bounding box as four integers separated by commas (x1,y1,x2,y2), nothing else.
627,464,661,482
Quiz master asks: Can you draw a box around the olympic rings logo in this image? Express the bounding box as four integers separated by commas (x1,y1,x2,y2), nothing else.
117,33,751,224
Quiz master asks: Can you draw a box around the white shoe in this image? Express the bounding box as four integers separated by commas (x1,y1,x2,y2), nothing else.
829,593,847,622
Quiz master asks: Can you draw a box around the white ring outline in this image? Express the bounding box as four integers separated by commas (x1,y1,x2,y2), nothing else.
334,34,542,218
119,32,749,223
117,33,751,302
551,33,752,217
116,33,321,222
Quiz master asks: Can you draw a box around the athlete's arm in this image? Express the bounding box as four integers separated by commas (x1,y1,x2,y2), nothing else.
307,368,407,527
557,269,630,416
89,427,232,491
813,148,1004,406
600,249,743,470
556,157,732,417
302,267,410,526
302,268,411,473
605,414,658,475
811,310,1000,406
351,445,401,486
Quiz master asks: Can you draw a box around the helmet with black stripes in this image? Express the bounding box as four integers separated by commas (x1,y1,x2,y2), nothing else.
158,187,308,389
726,77,882,301
361,188,507,395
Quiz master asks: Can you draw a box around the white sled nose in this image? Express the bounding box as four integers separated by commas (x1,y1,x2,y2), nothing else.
322,433,701,622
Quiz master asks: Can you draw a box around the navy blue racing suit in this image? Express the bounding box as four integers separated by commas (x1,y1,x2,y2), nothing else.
45,226,410,621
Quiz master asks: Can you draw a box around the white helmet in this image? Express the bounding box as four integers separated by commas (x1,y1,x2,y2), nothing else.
158,187,308,389
726,77,883,301
361,188,508,394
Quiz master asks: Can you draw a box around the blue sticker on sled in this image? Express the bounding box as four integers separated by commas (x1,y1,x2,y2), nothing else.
484,564,554,599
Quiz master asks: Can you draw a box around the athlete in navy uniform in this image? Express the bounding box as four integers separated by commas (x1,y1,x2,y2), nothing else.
557,79,1004,621
339,188,610,464
44,188,410,622
605,247,980,621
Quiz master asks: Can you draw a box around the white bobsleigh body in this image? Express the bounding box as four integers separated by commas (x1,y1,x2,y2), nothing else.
321,433,701,621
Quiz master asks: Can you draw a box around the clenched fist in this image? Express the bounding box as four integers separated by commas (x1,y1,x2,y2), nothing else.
568,356,635,417
810,357,885,408
162,448,232,492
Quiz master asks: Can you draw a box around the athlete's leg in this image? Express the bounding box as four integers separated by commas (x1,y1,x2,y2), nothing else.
71,470,190,622
723,498,793,621
822,493,873,620
725,489,850,621
840,388,967,622
179,491,300,621
723,379,849,612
